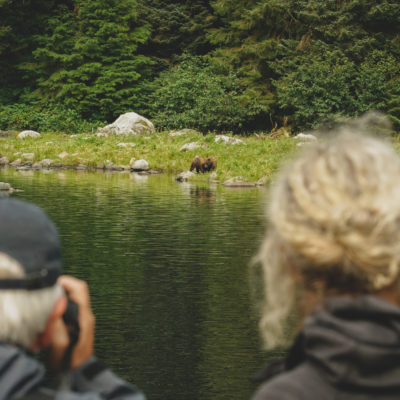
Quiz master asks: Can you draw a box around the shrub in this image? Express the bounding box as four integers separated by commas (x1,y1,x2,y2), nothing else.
0,103,104,133
273,50,400,132
273,52,358,131
147,56,247,133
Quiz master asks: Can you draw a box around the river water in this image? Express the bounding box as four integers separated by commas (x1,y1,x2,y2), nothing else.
0,167,270,400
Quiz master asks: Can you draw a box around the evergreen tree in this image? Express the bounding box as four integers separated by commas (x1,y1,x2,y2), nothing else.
137,0,214,64
209,0,400,131
0,0,65,104
1,0,399,132
27,0,153,121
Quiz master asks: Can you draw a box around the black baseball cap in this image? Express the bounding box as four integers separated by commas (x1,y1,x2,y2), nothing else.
0,198,62,290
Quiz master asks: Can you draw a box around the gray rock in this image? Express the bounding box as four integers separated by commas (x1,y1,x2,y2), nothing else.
256,176,268,186
0,182,11,191
41,159,53,168
96,112,155,136
215,135,246,145
117,142,136,147
32,162,42,169
0,156,9,165
294,133,317,141
58,151,69,159
223,177,256,187
131,159,149,171
18,130,41,139
10,159,21,167
179,142,208,152
22,153,34,160
105,162,116,170
176,171,195,182
169,129,197,137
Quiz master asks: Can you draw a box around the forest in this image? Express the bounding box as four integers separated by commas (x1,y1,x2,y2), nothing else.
0,0,399,134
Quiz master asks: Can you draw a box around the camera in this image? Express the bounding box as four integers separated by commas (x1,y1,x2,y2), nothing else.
61,296,80,370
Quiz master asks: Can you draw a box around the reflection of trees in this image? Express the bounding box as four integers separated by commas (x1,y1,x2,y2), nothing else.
3,169,269,400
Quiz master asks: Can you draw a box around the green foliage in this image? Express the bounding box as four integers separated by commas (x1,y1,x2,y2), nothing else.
0,0,67,104
274,49,400,130
273,52,354,129
1,0,399,132
148,56,248,133
387,85,400,131
0,130,297,182
0,103,103,133
137,0,214,61
208,0,400,131
18,0,153,121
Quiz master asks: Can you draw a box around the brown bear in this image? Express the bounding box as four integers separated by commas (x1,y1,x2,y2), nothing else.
190,156,217,173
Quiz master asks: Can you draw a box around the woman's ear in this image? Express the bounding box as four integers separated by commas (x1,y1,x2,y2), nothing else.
31,294,68,350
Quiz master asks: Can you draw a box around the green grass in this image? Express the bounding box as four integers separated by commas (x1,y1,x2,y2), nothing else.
0,130,299,183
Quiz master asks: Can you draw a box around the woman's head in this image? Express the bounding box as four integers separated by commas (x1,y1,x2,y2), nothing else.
257,117,400,348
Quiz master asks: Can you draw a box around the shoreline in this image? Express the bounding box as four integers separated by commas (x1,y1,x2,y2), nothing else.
0,130,298,184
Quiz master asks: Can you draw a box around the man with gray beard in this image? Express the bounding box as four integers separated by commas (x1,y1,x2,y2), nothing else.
0,198,145,400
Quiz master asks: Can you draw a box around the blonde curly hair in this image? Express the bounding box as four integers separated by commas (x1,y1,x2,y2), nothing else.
257,114,400,349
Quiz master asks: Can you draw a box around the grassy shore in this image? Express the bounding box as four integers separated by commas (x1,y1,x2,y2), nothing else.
0,130,301,183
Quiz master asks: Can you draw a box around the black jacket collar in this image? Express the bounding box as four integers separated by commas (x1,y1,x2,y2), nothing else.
255,296,400,391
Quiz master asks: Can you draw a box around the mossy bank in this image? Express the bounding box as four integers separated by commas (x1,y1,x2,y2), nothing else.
0,130,300,184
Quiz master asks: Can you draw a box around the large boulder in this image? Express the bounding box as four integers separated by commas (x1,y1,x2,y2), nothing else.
97,112,155,136
18,130,41,139
131,159,149,171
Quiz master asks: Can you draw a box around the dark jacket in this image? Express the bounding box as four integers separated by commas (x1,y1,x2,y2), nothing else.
252,296,400,400
0,342,145,400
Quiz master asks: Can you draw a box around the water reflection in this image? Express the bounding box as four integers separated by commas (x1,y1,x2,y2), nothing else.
0,168,268,400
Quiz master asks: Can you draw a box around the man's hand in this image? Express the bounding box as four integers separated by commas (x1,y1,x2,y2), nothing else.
50,276,95,370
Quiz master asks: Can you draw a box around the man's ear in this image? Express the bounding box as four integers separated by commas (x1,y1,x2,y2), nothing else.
32,294,68,350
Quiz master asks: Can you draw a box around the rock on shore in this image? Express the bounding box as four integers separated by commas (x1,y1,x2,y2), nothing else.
18,130,41,139
222,177,256,188
97,112,155,136
0,182,15,194
131,159,149,171
176,171,195,182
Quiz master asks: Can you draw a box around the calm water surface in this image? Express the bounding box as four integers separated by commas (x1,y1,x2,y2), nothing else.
0,167,270,400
